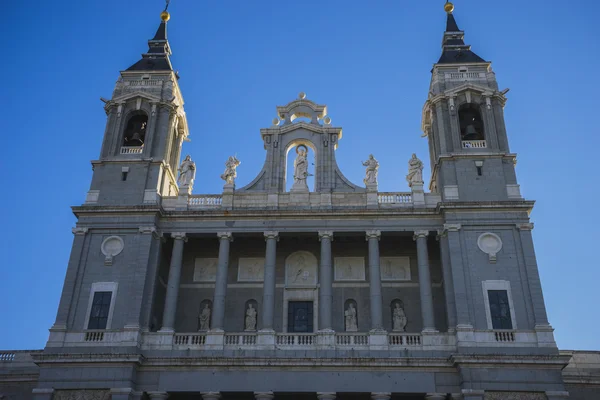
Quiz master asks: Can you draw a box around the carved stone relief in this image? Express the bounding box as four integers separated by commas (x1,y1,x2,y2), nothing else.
477,232,503,263
100,236,124,266
334,257,366,281
285,251,317,286
238,257,265,282
193,258,218,282
54,390,111,400
484,393,546,400
380,257,411,281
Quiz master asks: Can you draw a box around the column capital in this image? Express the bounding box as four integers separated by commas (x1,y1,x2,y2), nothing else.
254,392,275,400
171,232,187,241
147,392,169,400
365,230,381,240
318,231,334,240
517,223,535,231
71,227,89,235
201,392,221,400
217,232,233,241
436,229,446,239
264,231,279,240
413,230,429,240
317,393,337,400
426,394,447,400
139,226,163,239
371,393,391,400
443,223,462,232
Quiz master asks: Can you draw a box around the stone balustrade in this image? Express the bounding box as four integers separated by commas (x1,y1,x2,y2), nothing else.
188,195,223,208
461,140,487,149
444,72,486,81
120,146,144,154
378,192,412,204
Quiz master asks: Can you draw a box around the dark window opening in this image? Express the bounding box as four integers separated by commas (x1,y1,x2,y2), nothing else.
459,104,485,141
121,171,128,181
476,166,483,176
87,291,112,330
488,290,513,330
123,114,148,147
288,301,313,333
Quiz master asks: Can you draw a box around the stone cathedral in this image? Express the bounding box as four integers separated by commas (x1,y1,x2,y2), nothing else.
1,3,599,400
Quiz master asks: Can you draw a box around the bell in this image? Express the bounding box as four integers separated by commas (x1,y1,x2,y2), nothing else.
463,124,479,140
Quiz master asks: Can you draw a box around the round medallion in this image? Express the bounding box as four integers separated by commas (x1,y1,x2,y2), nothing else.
101,236,124,258
477,232,502,261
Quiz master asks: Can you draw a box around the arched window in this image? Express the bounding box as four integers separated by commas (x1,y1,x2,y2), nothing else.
123,114,148,147
458,104,484,141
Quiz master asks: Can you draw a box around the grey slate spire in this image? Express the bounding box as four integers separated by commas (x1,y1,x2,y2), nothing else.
438,4,486,64
126,9,174,72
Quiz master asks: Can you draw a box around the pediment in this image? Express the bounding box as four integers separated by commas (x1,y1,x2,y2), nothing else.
111,91,162,104
444,82,494,97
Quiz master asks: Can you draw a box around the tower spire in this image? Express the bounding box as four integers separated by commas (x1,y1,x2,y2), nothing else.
126,3,174,71
437,1,486,64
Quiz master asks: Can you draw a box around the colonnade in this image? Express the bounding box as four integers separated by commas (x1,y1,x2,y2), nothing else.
158,230,438,333
139,391,449,400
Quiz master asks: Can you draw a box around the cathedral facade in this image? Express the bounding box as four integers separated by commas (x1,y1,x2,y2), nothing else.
2,3,599,400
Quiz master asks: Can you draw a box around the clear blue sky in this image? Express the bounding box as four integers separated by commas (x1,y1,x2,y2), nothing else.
2,0,599,350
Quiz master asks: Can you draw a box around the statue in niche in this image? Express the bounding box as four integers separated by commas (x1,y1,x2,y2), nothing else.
220,155,241,185
292,255,309,283
198,303,211,331
406,153,424,188
392,302,407,332
362,154,379,185
245,304,257,331
292,145,312,189
177,155,196,188
345,303,358,332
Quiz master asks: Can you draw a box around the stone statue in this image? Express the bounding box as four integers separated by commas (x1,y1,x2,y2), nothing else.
362,154,379,186
392,302,407,332
220,155,241,185
292,145,311,190
345,303,358,332
245,304,257,331
406,153,424,188
198,303,211,331
177,155,196,188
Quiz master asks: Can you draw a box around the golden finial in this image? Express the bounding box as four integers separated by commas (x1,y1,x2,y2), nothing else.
444,1,455,13
161,0,171,21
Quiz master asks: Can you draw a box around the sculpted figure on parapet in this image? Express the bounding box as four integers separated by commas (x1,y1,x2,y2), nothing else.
345,303,358,332
177,155,196,188
220,155,241,185
362,154,379,185
392,302,407,332
198,303,211,331
245,303,257,331
406,153,424,187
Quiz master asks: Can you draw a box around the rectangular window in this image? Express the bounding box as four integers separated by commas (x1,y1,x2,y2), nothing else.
87,291,112,330
487,290,513,330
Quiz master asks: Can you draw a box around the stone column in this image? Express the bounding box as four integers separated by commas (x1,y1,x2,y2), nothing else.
438,229,457,331
371,393,391,400
414,230,436,332
366,230,384,331
201,392,221,400
254,392,275,400
319,231,334,331
211,232,233,331
160,232,187,332
262,231,279,331
317,393,336,400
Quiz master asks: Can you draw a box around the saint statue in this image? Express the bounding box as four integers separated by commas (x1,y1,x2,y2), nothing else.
345,303,358,332
220,155,241,185
245,304,257,331
362,154,379,186
406,153,424,188
292,145,311,189
198,303,211,331
177,155,196,188
392,302,407,332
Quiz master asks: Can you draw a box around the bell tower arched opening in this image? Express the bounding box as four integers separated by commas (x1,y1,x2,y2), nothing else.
285,141,316,192
458,103,485,141
122,113,148,148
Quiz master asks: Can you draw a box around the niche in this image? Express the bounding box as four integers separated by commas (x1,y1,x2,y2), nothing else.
390,299,407,332
123,113,148,147
458,104,485,141
244,299,258,331
198,299,212,331
286,143,316,192
344,299,358,332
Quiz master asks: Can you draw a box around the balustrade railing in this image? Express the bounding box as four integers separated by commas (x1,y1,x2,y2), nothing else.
173,333,207,346
445,72,486,81
388,333,421,346
84,331,104,342
225,333,257,346
378,192,412,204
125,80,162,87
0,352,15,361
494,331,516,342
120,146,144,155
336,333,369,346
276,333,315,347
188,195,223,207
462,140,487,149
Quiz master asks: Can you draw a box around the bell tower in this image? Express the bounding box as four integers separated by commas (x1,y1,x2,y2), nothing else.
422,1,520,202
86,7,189,206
